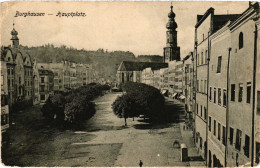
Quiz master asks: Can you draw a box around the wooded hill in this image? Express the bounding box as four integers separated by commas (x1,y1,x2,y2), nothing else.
20,44,163,82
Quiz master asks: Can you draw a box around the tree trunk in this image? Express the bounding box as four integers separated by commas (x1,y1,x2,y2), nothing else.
125,117,127,126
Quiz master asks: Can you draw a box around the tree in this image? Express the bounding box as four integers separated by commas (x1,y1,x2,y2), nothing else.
120,82,165,121
112,94,136,126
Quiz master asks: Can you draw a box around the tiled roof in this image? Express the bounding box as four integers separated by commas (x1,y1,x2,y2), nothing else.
196,12,241,33
118,61,168,71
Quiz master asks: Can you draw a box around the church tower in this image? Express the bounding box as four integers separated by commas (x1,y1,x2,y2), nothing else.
163,4,180,63
11,23,19,48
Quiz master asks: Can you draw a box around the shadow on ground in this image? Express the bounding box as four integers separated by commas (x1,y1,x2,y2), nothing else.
188,156,204,161
133,99,185,130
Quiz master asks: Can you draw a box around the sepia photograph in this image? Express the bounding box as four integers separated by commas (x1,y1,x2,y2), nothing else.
0,1,260,167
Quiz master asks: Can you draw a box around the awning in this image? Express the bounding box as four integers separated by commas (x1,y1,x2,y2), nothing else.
179,95,185,100
161,90,167,94
172,93,177,98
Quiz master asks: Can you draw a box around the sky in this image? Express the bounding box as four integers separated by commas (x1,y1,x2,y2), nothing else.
1,1,249,58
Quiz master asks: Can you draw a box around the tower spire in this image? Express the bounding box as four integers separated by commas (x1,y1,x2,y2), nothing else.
11,21,19,48
163,3,180,63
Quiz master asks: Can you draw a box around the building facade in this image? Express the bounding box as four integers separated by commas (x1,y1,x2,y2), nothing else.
1,27,33,107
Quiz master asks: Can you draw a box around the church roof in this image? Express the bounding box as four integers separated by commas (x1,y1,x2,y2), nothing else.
118,61,168,72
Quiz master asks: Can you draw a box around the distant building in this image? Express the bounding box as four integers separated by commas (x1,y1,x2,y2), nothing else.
33,60,40,105
37,61,94,93
182,52,194,115
38,66,54,104
69,62,77,89
116,61,168,85
159,67,168,92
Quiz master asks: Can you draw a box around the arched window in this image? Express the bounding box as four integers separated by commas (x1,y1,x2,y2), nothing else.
239,32,243,49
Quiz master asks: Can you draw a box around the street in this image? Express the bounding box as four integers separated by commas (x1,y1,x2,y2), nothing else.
2,93,205,167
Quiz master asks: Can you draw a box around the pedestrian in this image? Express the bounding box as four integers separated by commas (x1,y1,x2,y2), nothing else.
139,160,143,167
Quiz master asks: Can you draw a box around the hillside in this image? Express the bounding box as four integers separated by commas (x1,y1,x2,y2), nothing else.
20,44,163,82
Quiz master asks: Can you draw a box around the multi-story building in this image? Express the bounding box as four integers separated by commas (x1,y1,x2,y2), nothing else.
190,3,260,167
182,52,194,115
38,66,54,104
159,67,168,91
33,60,40,105
153,69,160,89
168,61,176,97
226,3,260,167
208,20,231,167
174,61,183,94
69,62,77,89
141,67,153,85
76,64,86,87
1,59,9,132
1,27,33,107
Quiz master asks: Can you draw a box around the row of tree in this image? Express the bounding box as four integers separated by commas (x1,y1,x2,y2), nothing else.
41,83,110,128
112,82,165,126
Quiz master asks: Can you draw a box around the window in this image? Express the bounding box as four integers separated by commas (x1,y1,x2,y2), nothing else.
223,89,227,107
239,32,243,49
222,126,226,145
218,88,221,105
11,68,14,75
197,80,199,91
1,76,3,86
8,79,10,87
209,117,212,132
244,135,250,157
217,56,222,73
231,84,236,101
201,80,203,92
7,68,10,75
214,88,216,103
197,104,198,114
209,87,212,101
200,137,203,149
41,77,44,83
205,50,208,63
238,83,243,102
197,54,200,66
235,129,242,151
247,82,251,103
214,120,216,136
204,80,207,93
40,85,44,92
201,105,202,117
201,52,204,65
204,107,207,120
40,95,45,101
218,123,221,140
230,127,234,145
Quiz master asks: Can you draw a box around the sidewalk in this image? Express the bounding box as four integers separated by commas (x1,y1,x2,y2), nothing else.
179,122,206,167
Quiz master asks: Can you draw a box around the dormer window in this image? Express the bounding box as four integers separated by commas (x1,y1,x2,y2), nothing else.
239,32,243,49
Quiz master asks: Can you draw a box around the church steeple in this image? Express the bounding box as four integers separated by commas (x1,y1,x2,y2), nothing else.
11,21,19,48
163,3,180,63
